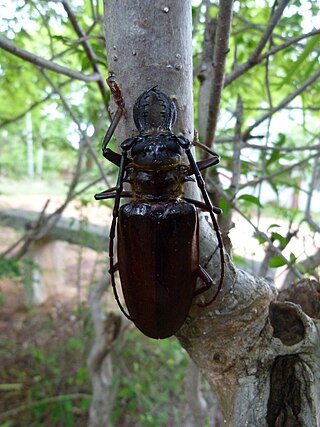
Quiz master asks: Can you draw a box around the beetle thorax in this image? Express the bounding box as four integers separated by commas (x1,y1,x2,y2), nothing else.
126,167,188,201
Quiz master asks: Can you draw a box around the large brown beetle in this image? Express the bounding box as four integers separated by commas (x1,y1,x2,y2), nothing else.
95,77,224,339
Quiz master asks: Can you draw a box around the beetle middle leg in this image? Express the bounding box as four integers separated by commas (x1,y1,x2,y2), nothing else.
107,150,134,320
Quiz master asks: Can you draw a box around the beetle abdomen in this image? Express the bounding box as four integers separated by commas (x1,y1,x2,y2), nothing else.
118,199,199,339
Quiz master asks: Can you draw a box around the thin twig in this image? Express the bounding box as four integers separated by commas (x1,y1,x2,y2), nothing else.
305,154,320,233
29,0,55,56
241,142,320,152
0,394,90,421
40,70,110,187
230,95,243,193
2,135,87,258
0,80,71,128
0,34,100,83
256,4,276,227
250,0,290,62
238,152,319,190
208,176,303,280
242,67,320,140
60,0,108,110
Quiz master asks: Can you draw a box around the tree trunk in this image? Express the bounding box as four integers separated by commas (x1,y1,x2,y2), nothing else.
101,1,320,426
103,0,194,142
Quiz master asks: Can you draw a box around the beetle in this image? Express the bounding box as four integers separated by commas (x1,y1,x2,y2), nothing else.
95,76,224,339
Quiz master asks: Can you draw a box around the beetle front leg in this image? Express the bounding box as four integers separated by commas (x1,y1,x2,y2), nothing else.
102,76,125,161
94,188,132,200
177,132,220,173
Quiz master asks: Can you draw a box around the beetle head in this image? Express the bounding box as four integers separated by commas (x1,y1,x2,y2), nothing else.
133,87,177,133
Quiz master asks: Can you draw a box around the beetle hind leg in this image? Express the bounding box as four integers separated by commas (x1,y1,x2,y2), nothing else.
194,264,223,307
193,266,212,297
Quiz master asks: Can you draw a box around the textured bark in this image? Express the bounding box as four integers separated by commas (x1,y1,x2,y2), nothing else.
103,0,194,143
101,2,320,426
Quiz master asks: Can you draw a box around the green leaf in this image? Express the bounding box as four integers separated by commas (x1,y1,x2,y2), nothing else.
290,252,297,263
66,337,82,351
274,133,286,147
254,232,267,244
237,194,263,208
0,258,20,278
81,56,91,72
279,35,320,88
271,232,287,247
219,197,231,215
267,223,281,230
266,150,281,167
269,255,287,268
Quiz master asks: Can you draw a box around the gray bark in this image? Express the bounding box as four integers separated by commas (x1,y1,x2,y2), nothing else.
98,1,320,426
103,0,194,144
87,277,125,427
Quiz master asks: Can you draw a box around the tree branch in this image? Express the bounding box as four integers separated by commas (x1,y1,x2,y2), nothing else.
238,152,319,190
305,154,320,234
60,0,108,109
230,95,243,193
242,67,320,140
241,141,320,153
226,29,320,86
249,0,290,62
204,0,234,149
40,70,110,187
0,34,101,83
0,80,71,128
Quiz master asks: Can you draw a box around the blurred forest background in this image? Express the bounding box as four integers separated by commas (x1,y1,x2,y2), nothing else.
0,0,319,425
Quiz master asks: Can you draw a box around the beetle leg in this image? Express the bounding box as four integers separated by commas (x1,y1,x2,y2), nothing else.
178,131,220,173
196,156,220,172
102,77,125,160
184,147,225,305
193,266,212,297
109,150,133,320
109,261,119,273
94,189,132,200
103,148,132,168
182,197,221,215
191,132,221,160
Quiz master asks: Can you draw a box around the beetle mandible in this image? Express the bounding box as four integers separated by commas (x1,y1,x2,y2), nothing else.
95,76,224,339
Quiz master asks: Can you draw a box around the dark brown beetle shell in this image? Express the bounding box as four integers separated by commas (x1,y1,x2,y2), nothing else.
118,199,199,339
